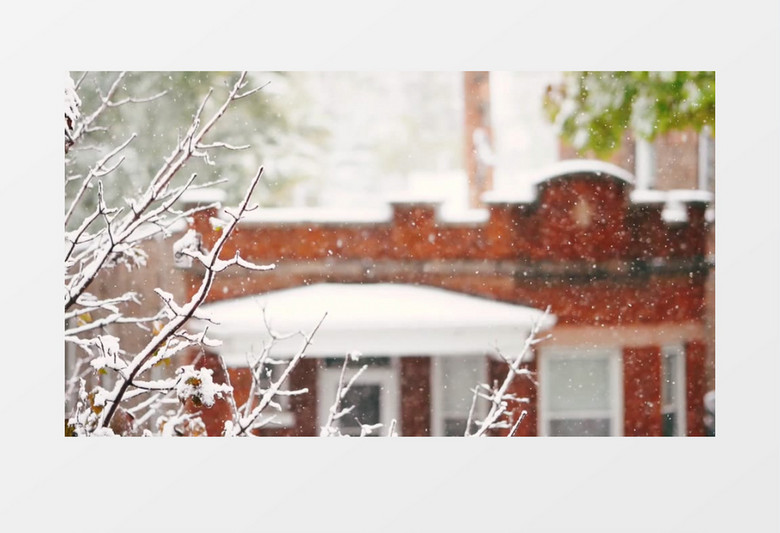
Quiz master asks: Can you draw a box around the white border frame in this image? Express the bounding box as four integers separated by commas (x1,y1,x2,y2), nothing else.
32,5,780,531
538,346,624,437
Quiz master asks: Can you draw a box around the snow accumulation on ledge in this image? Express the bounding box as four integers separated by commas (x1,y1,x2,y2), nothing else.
182,159,713,228
483,159,713,225
241,206,394,225
483,159,636,206
197,283,556,362
529,159,637,187
239,203,490,226
631,189,714,224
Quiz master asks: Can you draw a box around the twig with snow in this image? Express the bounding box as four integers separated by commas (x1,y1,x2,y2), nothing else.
64,72,259,313
320,351,370,437
230,313,327,436
96,165,272,430
468,306,551,437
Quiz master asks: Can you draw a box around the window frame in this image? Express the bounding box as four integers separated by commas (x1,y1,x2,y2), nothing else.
317,357,400,436
634,137,657,190
538,347,624,437
661,344,687,436
697,126,715,192
430,355,488,437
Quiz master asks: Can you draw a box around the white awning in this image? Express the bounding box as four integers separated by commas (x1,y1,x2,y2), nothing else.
196,283,555,366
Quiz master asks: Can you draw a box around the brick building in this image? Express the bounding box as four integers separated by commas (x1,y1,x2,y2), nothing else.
179,154,713,437
78,72,714,437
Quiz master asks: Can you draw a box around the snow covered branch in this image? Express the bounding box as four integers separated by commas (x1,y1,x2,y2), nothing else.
468,306,552,437
66,72,167,154
64,72,258,313
319,350,397,437
64,71,281,437
227,312,327,437
96,166,271,431
320,351,365,437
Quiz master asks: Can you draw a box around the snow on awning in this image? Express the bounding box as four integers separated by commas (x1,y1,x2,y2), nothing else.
197,283,556,366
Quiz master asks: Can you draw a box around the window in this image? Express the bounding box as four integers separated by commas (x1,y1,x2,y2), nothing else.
338,384,382,435
539,348,622,436
661,345,686,436
318,357,399,436
432,356,488,436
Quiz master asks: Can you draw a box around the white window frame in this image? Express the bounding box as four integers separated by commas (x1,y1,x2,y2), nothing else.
538,347,623,437
661,344,687,436
634,137,657,190
317,357,400,436
431,355,488,436
697,126,714,192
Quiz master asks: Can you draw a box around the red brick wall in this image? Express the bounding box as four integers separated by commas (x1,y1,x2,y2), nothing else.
464,71,493,207
187,176,710,330
400,357,432,436
224,358,320,437
623,346,662,436
686,340,707,436
197,186,708,268
655,130,699,191
488,356,538,436
289,358,320,436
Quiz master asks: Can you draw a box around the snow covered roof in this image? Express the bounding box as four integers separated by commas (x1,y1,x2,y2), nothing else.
437,207,490,224
197,283,555,365
630,189,714,204
239,202,490,226
630,188,714,223
483,159,636,205
629,189,667,204
481,186,537,205
387,193,445,205
241,206,393,225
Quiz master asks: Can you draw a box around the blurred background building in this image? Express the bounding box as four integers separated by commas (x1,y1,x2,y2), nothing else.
67,71,715,437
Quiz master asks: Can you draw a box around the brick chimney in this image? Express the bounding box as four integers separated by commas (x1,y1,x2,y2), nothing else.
464,71,494,208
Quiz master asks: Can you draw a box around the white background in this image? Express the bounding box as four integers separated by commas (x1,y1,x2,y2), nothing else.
2,1,778,531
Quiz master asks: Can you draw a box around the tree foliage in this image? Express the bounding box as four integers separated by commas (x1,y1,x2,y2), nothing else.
66,71,326,229
543,71,715,157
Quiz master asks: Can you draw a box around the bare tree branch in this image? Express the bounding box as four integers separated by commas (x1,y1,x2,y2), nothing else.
99,165,270,429
64,72,259,312
64,133,135,227
471,306,551,437
67,72,126,150
231,313,327,436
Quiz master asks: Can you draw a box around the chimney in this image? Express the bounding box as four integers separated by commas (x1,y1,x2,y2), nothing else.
464,71,494,208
